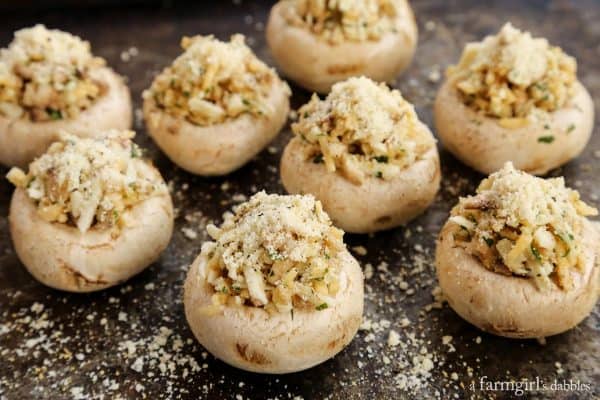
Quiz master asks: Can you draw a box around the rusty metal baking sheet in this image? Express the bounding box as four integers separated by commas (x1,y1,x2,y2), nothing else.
0,1,599,399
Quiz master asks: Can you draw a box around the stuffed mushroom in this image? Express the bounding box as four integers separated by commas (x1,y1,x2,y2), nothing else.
434,23,594,175
143,34,290,176
0,25,132,168
436,163,599,338
184,191,363,373
280,77,440,233
6,130,174,292
266,0,417,93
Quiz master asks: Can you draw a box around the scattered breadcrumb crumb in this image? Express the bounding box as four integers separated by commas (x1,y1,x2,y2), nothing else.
425,20,436,31
181,227,198,240
387,330,400,347
352,245,368,256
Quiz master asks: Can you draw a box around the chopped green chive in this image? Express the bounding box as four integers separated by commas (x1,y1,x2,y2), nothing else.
538,135,554,144
268,250,283,261
566,124,575,134
130,143,140,158
530,244,542,262
483,237,494,247
46,108,62,120
556,233,572,257
316,303,328,311
459,225,471,240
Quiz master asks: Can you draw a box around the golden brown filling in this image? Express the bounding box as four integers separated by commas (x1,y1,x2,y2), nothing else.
197,191,345,315
6,131,166,234
449,163,597,290
447,23,577,122
0,25,106,122
292,76,435,185
283,0,404,44
146,34,288,126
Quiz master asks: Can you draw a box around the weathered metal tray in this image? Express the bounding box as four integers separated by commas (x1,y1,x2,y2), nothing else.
0,1,598,399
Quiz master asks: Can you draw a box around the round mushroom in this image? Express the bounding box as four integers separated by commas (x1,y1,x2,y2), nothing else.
435,163,599,338
0,25,132,169
266,0,417,93
434,23,594,175
183,191,364,373
7,131,174,292
143,34,290,176
280,77,440,233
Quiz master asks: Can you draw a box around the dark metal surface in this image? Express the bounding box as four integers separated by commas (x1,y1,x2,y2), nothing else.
0,1,599,399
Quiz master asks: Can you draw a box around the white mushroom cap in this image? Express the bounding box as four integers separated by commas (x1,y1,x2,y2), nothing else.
434,80,594,175
0,67,132,169
266,0,417,93
281,136,440,233
143,81,289,176
435,220,600,338
9,159,173,293
184,249,363,373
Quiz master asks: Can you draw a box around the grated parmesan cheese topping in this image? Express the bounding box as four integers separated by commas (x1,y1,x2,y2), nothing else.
197,191,345,314
292,77,435,185
6,131,167,234
145,34,289,126
282,0,404,44
0,25,106,122
447,23,577,121
449,163,597,290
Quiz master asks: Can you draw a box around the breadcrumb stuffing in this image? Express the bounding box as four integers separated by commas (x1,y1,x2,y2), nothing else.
197,191,346,313
447,23,577,120
449,162,597,290
292,77,435,185
0,25,106,121
6,131,167,233
283,0,405,44
145,34,289,126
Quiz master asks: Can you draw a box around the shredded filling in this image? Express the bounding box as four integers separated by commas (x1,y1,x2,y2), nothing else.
145,34,288,126
283,0,404,44
449,162,597,290
6,131,167,234
197,191,345,315
447,23,577,123
292,76,435,185
0,24,106,122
